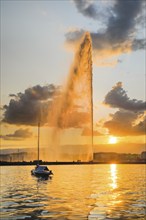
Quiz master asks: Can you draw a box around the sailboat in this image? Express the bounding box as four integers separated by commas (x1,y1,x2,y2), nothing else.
31,122,53,177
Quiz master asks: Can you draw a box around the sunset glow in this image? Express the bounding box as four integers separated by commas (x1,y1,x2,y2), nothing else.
1,0,145,160
0,1,145,219
109,136,118,144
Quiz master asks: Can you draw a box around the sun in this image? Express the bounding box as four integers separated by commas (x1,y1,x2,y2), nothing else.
109,136,118,144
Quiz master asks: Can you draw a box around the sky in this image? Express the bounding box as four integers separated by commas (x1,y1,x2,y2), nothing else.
0,0,146,157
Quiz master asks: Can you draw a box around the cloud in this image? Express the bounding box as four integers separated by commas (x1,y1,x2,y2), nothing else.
0,129,32,140
1,78,91,129
102,0,144,44
66,0,145,64
2,84,61,126
102,82,146,136
103,110,146,136
72,0,101,20
132,38,146,50
72,0,114,22
104,82,146,112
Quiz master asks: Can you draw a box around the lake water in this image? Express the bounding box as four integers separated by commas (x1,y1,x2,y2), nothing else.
0,164,146,220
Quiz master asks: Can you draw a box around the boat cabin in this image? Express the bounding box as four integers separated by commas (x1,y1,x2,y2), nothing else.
35,165,49,171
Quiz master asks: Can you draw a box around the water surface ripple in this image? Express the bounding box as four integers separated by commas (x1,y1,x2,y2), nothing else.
0,164,145,219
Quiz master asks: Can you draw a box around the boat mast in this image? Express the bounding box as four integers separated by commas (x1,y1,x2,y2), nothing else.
37,121,40,164
91,67,93,161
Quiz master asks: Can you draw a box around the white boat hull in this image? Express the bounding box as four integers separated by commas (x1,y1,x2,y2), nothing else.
31,167,53,177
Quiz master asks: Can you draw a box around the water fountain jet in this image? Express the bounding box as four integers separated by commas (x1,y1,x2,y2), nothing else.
49,32,93,161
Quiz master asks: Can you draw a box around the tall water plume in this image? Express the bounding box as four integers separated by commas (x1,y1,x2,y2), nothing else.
49,33,93,161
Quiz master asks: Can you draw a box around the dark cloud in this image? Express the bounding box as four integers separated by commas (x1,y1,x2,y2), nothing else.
73,0,100,20
104,82,146,112
9,94,17,98
66,0,145,62
72,0,114,22
101,82,146,136
2,84,61,126
2,82,90,129
104,110,146,136
73,0,96,19
0,128,32,140
132,38,146,50
105,0,143,44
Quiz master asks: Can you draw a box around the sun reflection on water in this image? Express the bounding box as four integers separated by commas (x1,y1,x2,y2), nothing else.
110,164,117,189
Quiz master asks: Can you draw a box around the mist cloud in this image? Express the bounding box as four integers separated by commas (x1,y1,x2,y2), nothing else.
104,82,146,112
52,33,93,129
56,111,90,129
0,128,32,140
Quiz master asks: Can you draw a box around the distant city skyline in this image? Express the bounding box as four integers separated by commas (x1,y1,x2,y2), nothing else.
0,148,145,163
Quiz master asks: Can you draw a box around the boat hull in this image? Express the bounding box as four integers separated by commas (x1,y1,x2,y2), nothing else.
31,169,53,177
